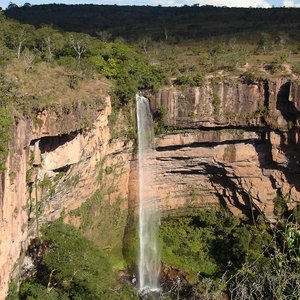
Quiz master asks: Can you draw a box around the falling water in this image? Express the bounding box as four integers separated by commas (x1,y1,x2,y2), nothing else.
136,94,160,292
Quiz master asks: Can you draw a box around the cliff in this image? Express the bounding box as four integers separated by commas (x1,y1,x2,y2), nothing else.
1,76,300,298
0,89,133,298
150,78,300,221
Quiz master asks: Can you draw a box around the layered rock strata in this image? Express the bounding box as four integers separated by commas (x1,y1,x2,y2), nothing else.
150,78,300,220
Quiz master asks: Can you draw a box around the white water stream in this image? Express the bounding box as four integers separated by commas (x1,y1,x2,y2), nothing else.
136,94,160,292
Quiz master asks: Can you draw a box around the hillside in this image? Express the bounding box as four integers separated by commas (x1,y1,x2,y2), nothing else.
5,5,300,42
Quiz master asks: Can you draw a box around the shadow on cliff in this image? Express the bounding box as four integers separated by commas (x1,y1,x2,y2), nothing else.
275,81,298,125
30,129,82,154
255,81,300,194
203,164,259,220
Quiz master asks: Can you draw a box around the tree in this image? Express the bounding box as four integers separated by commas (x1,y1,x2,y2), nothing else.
37,26,64,62
14,27,25,59
22,48,35,71
68,33,89,60
138,36,152,54
7,2,18,9
276,32,289,50
0,13,8,45
164,27,168,41
96,30,112,42
257,32,272,54
8,23,33,59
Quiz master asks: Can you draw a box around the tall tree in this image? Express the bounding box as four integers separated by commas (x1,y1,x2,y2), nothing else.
36,26,64,62
8,22,33,59
68,33,89,60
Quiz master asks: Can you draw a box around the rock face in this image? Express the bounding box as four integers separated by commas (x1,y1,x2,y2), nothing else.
150,78,300,221
0,95,133,299
154,130,300,221
150,78,294,129
0,77,299,298
0,119,29,300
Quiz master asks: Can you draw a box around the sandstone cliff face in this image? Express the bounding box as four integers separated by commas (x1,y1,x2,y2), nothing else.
154,130,299,221
150,78,293,129
1,77,299,298
0,119,29,300
150,78,300,221
0,95,133,299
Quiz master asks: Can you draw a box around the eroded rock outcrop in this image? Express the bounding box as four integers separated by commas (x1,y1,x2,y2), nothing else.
154,131,300,221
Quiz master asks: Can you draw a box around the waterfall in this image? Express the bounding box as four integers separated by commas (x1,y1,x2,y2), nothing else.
136,94,160,292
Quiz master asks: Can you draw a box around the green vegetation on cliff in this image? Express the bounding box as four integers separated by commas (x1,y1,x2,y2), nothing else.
17,221,137,300
70,189,129,269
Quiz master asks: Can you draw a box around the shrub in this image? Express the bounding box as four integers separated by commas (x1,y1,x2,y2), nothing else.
274,192,288,217
240,71,257,84
174,72,204,86
292,64,300,75
153,106,167,134
0,107,13,171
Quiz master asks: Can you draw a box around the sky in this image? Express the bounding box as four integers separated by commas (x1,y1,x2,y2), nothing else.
1,0,300,10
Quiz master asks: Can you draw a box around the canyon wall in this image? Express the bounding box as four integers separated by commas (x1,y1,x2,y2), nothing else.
150,78,300,221
1,76,300,298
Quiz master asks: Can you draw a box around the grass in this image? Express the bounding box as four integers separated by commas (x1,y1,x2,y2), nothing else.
4,60,107,117
146,40,300,81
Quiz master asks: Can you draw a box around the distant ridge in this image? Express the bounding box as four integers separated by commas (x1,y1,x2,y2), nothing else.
5,4,300,41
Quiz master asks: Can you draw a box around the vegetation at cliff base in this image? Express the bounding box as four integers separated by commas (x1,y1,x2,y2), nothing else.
17,221,137,300
8,203,300,299
159,207,300,299
160,209,270,281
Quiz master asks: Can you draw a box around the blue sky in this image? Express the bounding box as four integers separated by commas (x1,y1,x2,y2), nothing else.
1,0,300,10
